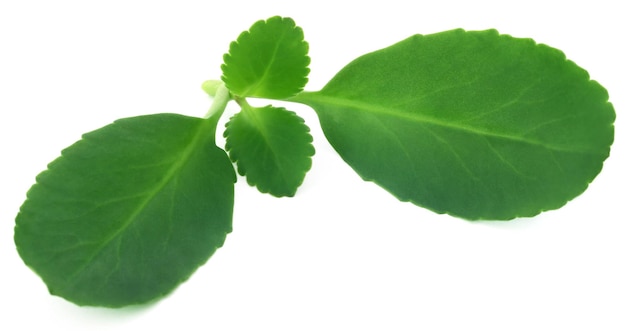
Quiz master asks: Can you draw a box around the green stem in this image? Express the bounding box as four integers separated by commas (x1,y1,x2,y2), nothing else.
285,90,316,105
234,96,251,110
204,82,231,120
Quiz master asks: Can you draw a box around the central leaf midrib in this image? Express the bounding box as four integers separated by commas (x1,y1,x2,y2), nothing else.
241,31,287,97
243,107,291,186
294,92,595,154
62,119,212,289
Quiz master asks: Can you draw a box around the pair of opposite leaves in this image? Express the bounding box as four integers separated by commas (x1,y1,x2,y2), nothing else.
14,16,615,307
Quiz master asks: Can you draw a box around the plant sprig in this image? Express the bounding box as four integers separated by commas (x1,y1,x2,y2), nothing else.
14,16,615,307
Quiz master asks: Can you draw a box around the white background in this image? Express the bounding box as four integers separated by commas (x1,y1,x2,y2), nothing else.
1,0,624,330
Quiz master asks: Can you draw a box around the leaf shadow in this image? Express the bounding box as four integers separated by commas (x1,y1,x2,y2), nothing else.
470,213,547,231
49,292,162,324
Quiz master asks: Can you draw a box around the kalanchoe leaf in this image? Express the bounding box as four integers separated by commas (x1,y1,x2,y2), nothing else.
292,29,615,220
225,104,315,197
221,16,310,99
14,114,236,307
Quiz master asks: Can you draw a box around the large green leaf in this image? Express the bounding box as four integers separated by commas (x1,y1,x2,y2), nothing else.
225,105,314,197
14,113,236,307
221,16,310,99
292,29,615,220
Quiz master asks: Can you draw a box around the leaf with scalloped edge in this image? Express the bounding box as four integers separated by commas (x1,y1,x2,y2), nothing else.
221,16,310,99
292,29,615,220
14,113,236,307
225,105,314,197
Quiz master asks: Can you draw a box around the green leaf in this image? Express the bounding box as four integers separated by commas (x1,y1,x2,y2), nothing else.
221,16,310,99
225,105,314,197
292,29,615,220
14,113,236,307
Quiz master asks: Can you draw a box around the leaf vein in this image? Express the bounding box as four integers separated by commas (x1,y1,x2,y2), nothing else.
299,93,593,154
60,120,211,290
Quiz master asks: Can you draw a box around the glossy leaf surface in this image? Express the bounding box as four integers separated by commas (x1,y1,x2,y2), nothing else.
221,16,310,99
14,114,236,307
225,105,314,197
293,29,615,220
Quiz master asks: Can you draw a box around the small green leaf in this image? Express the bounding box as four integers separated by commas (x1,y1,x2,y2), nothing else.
293,29,615,220
221,16,310,99
225,105,314,197
14,113,236,307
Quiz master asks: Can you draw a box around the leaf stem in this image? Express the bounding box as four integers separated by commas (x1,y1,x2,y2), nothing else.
203,81,231,120
234,96,252,110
